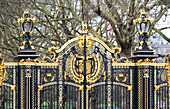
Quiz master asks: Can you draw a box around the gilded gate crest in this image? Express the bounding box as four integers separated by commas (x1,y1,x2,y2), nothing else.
68,53,101,84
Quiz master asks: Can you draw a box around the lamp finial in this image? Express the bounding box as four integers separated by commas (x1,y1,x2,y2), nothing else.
24,9,29,14
141,9,146,15
81,21,88,33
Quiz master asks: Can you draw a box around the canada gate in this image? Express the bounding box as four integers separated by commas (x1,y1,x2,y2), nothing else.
0,11,170,109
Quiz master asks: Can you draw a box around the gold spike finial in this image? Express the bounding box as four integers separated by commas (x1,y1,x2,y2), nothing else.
24,9,29,14
141,9,146,14
81,21,88,33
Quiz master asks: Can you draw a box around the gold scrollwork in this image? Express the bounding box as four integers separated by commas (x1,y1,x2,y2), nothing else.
64,71,67,80
91,37,122,54
19,58,37,65
42,46,60,63
112,55,131,64
0,56,8,86
43,75,55,82
115,72,127,82
86,55,101,83
70,55,84,84
166,67,170,86
165,55,170,86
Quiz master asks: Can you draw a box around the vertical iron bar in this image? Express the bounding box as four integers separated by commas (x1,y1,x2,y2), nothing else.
10,67,12,109
123,87,124,109
115,85,117,109
168,86,169,109
72,86,73,108
162,87,163,109
50,67,52,109
94,88,95,109
126,82,127,109
165,87,166,109
118,85,119,108
152,66,154,109
69,85,70,109
133,65,138,109
159,87,160,109
111,65,113,109
83,34,87,109
18,65,21,109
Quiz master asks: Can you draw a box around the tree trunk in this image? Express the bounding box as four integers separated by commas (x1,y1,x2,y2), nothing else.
120,45,132,58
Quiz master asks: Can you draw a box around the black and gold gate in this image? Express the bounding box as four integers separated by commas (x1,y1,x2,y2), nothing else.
0,10,169,109
34,23,135,109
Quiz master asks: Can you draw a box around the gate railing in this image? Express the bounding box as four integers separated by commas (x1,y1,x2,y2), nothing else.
0,59,169,109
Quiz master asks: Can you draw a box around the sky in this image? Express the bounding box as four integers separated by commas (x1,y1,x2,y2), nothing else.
155,9,170,38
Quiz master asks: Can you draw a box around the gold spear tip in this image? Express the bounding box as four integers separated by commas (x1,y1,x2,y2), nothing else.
24,9,29,14
141,9,146,15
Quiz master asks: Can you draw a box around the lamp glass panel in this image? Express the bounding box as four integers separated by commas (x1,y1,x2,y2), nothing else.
136,23,140,33
141,23,146,32
24,22,32,32
145,21,150,32
20,23,24,32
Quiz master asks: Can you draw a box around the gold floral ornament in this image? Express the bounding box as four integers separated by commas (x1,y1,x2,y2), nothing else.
78,85,91,91
38,85,43,91
10,85,16,91
86,85,91,91
137,59,143,66
127,85,132,91
144,58,150,63
78,85,84,91
154,85,160,91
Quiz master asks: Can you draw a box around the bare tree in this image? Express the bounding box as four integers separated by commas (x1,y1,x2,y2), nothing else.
0,0,169,61
85,0,170,57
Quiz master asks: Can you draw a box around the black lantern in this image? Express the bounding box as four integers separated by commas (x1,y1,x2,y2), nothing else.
134,10,153,36
18,9,36,35
15,9,39,61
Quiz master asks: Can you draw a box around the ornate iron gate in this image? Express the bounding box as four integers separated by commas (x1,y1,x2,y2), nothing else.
0,11,169,109
37,23,135,109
